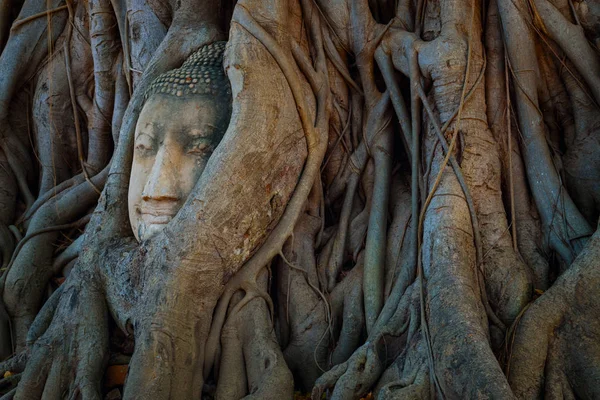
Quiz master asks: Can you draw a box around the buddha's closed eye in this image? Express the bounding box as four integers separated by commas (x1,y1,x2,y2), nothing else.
135,134,155,155
187,140,213,155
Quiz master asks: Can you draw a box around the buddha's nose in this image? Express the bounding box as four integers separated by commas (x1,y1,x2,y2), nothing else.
141,145,181,201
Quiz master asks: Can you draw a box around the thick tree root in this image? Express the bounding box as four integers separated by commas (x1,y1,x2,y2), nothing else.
276,213,330,391
2,0,600,398
376,366,430,400
329,259,365,367
498,0,593,263
312,336,386,400
2,167,107,349
312,279,416,400
204,1,330,379
220,273,293,399
0,351,28,377
508,229,600,398
13,271,108,400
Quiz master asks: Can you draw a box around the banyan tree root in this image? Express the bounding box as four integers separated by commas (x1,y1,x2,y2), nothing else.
1,0,600,398
1,0,229,395
308,0,522,396
508,229,600,398
3,166,108,350
313,336,387,400
217,271,294,400
0,0,70,210
11,269,109,399
498,0,594,263
484,0,550,291
11,0,325,397
561,59,600,226
203,0,331,382
312,280,418,400
276,211,330,391
116,1,325,397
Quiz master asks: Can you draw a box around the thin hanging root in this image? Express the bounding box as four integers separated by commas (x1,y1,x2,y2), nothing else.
204,4,330,378
321,100,352,173
10,5,68,31
322,27,363,95
280,250,335,369
326,175,359,290
279,251,332,328
63,3,101,195
316,175,325,248
504,302,531,376
505,52,518,251
280,241,336,373
531,0,600,104
0,214,91,294
326,93,391,291
17,172,87,226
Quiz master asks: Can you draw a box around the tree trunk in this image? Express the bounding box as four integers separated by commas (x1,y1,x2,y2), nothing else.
0,0,599,398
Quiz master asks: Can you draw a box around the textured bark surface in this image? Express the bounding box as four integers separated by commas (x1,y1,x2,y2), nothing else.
0,0,599,399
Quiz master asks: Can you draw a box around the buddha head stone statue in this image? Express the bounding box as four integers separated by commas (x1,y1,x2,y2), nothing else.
128,42,232,241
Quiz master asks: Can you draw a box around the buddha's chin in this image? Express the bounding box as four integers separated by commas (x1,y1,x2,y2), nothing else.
137,219,171,241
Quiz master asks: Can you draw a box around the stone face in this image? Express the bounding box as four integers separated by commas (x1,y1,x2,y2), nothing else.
128,43,232,242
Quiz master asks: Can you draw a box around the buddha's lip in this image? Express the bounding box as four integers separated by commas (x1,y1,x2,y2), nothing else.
141,213,174,224
139,205,178,224
140,208,177,216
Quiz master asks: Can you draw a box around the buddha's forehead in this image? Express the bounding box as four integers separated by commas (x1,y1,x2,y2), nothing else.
136,94,227,138
139,94,219,121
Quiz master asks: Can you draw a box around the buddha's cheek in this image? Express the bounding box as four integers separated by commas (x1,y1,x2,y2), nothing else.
128,158,153,240
178,157,210,198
